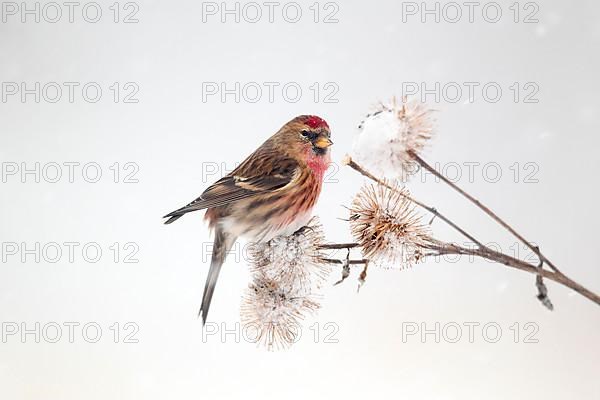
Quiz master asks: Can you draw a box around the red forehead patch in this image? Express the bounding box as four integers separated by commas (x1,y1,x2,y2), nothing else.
304,115,329,129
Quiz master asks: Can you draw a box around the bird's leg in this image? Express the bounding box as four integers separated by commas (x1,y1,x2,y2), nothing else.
292,225,315,238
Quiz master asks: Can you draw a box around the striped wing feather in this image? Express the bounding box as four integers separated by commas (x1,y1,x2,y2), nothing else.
163,149,299,224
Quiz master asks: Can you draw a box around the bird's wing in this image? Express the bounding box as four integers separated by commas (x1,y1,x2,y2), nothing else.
163,156,299,224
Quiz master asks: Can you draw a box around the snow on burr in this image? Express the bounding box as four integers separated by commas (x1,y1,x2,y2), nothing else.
352,98,435,181
242,217,330,350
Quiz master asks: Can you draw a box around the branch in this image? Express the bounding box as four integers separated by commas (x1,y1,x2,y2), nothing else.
343,155,486,248
319,243,360,250
319,239,600,306
422,240,600,306
409,150,559,273
408,150,569,309
339,154,600,308
320,258,368,265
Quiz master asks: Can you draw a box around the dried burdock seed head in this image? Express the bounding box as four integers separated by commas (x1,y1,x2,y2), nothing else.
349,183,431,269
241,277,320,351
243,217,330,350
249,217,331,295
352,97,435,181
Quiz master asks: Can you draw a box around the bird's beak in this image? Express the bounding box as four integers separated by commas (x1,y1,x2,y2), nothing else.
313,136,333,149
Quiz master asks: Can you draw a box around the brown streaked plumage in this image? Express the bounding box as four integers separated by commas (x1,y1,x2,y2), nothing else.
163,115,332,324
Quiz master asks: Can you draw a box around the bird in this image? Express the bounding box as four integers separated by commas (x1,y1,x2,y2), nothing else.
163,115,333,325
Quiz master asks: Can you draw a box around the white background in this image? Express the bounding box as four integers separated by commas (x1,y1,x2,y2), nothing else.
1,0,599,399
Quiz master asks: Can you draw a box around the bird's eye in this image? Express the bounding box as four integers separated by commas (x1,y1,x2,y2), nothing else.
301,130,317,140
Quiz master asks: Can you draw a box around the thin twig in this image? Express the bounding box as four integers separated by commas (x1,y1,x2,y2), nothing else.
422,240,600,306
408,151,570,308
319,239,600,306
340,154,600,307
344,156,485,248
409,150,560,274
319,243,361,250
320,258,369,265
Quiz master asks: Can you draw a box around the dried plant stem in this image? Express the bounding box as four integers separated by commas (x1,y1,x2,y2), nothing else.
318,244,364,264
320,258,368,265
321,241,600,306
342,156,600,308
422,240,600,306
408,150,559,273
319,243,360,250
344,156,485,248
408,151,562,308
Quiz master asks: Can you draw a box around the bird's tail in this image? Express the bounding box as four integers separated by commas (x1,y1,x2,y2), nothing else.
163,214,184,225
163,205,194,224
199,227,235,325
